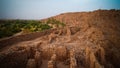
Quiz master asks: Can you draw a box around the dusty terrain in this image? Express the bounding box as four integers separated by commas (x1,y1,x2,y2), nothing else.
0,9,120,68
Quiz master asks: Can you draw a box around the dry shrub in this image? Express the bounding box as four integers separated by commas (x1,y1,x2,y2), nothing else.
26,59,36,68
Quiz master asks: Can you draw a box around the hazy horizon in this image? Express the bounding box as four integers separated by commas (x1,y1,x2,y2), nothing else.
0,0,120,20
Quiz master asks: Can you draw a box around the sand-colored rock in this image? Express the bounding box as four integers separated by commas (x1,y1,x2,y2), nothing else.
26,59,36,68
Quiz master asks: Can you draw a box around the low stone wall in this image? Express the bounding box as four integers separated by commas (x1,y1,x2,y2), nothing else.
0,29,56,49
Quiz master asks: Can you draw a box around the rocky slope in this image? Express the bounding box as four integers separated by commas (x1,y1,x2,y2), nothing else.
0,9,120,68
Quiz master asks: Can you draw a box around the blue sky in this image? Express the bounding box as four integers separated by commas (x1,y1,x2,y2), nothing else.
0,0,120,20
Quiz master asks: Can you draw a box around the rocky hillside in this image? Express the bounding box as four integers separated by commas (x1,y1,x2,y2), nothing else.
0,9,120,68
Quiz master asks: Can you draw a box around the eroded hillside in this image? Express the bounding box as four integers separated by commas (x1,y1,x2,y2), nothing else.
0,10,120,68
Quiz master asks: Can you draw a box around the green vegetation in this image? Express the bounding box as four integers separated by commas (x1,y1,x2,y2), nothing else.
46,18,65,27
0,19,65,38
